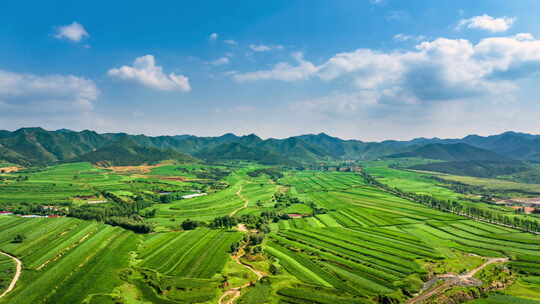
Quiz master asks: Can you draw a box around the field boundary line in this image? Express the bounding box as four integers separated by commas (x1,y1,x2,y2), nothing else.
0,251,22,298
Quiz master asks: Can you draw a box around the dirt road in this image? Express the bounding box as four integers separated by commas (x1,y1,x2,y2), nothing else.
407,257,509,304
229,185,249,217
218,244,266,304
0,251,22,298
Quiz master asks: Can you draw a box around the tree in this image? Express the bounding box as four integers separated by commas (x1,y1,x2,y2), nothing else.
12,234,26,243
181,219,199,230
269,263,279,275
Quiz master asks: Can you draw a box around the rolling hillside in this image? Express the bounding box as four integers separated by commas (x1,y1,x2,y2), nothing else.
388,143,509,162
74,138,196,166
2,128,540,166
409,160,531,178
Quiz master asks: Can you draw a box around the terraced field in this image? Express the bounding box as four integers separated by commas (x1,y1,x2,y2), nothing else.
139,229,242,278
150,169,277,227
281,171,365,194
1,164,540,303
0,252,15,297
0,217,138,304
0,163,128,204
265,170,540,303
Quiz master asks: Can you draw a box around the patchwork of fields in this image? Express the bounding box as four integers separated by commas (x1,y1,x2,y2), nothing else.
150,168,278,226
0,217,138,304
262,170,540,303
1,162,540,303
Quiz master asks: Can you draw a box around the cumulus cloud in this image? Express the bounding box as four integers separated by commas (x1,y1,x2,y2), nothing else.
233,52,318,82
108,55,191,92
457,14,515,32
210,57,230,66
235,33,540,118
209,33,218,41
0,70,98,111
249,44,284,52
54,22,89,42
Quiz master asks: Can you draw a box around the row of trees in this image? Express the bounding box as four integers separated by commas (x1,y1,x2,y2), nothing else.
361,171,540,233
68,195,155,233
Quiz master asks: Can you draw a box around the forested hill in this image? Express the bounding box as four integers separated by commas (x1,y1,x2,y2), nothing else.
1,127,540,166
387,143,509,162
73,137,197,166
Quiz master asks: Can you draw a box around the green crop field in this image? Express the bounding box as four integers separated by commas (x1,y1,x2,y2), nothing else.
0,217,138,304
0,252,15,295
1,160,540,303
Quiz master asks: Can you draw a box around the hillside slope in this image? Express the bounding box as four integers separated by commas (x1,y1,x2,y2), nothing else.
2,128,540,166
194,142,297,165
74,138,196,166
388,143,509,162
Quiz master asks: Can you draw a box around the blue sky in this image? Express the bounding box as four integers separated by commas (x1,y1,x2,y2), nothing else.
2,0,540,140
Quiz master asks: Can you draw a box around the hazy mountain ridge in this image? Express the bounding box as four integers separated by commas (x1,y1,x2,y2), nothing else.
1,128,540,166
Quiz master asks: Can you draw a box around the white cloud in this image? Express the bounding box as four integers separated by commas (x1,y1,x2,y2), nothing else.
457,14,515,33
235,33,540,114
393,34,426,42
209,33,218,41
54,22,89,42
249,44,284,52
233,52,318,82
224,39,238,45
108,55,191,92
0,70,98,110
210,57,230,66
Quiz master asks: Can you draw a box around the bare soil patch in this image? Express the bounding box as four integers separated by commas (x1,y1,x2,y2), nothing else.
100,164,163,174
0,166,22,173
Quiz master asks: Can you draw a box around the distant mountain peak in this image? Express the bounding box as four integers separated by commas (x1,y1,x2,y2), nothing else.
56,128,75,133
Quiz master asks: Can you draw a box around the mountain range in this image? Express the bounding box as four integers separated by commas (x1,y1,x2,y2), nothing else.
1,127,540,166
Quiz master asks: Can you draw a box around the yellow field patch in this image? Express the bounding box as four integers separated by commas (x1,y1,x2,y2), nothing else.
0,166,22,173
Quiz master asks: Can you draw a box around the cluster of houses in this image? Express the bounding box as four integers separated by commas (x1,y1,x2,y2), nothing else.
495,198,540,214
301,164,362,172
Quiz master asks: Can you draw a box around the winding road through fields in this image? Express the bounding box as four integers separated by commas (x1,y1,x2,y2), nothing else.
229,184,249,217
407,257,509,304
218,225,266,304
0,251,22,298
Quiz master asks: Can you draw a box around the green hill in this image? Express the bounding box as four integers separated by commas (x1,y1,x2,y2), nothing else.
3,128,540,166
194,142,298,165
410,160,530,178
74,138,196,166
388,143,509,162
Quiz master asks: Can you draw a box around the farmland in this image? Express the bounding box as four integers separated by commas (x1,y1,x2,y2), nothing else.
0,160,540,303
